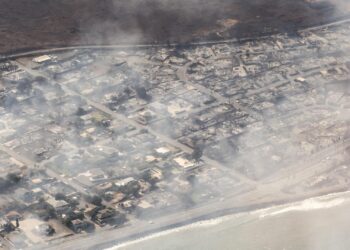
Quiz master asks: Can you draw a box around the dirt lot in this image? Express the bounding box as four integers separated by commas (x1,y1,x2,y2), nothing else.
0,0,349,54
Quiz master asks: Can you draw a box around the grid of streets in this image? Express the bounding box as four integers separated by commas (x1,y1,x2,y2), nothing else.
1,20,350,249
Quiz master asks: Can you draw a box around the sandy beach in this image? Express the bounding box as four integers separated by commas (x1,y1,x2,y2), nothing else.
108,191,350,250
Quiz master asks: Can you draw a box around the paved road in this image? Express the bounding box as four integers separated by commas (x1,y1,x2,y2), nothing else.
0,144,88,195
30,133,350,250
1,17,350,61
13,58,258,187
3,17,350,250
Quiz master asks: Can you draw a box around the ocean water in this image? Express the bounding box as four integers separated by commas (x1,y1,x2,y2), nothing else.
106,192,350,250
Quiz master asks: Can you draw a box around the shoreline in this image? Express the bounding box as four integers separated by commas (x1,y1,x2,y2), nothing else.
8,15,350,250
104,190,350,250
41,186,348,250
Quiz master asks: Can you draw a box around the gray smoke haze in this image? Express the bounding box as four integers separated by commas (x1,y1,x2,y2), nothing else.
2,0,350,249
57,4,350,244
75,0,350,45
1,0,350,54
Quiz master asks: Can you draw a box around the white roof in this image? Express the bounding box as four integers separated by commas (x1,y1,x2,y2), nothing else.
138,200,153,209
174,157,194,169
33,55,51,63
156,147,170,154
115,177,135,187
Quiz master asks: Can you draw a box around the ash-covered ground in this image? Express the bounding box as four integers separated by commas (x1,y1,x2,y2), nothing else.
0,0,349,54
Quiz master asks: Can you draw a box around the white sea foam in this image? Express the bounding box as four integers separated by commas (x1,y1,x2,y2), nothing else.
257,191,350,219
258,197,345,219
105,191,350,250
105,214,244,250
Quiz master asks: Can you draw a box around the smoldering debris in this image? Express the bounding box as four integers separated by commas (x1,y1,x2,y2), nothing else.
1,1,350,249
0,0,350,53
